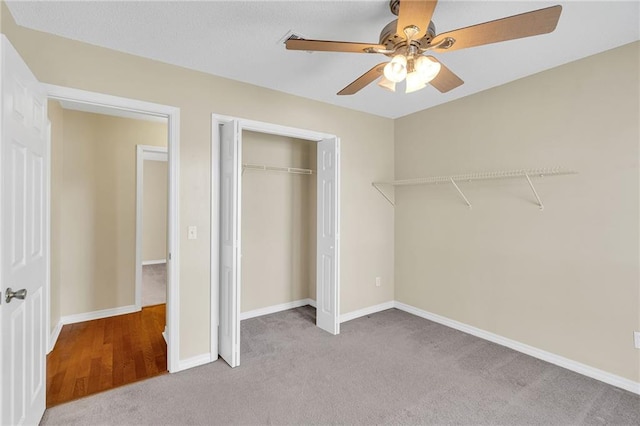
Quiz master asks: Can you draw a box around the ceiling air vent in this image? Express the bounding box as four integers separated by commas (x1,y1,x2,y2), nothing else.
278,30,313,53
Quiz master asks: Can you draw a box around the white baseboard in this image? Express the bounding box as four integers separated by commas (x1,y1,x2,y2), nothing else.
47,305,139,354
60,305,139,326
48,319,64,353
340,301,395,323
142,259,166,266
394,301,640,395
240,298,315,321
177,353,216,372
240,297,394,326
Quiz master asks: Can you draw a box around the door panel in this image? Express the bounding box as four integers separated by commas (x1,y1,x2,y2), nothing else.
316,138,340,335
1,35,48,426
30,153,44,259
217,119,240,368
10,142,26,268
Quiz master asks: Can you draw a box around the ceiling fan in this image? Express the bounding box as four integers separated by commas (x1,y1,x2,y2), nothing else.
285,0,562,95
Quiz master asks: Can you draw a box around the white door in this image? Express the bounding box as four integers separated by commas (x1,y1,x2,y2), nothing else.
316,138,340,335
0,36,49,425
217,119,241,367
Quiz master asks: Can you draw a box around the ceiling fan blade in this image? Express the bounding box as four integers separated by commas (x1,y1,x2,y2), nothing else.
430,5,562,52
426,56,463,93
337,63,387,95
286,39,385,53
397,0,438,39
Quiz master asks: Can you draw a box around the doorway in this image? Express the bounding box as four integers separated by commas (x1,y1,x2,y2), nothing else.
211,114,341,368
44,84,181,376
135,145,169,311
44,97,173,406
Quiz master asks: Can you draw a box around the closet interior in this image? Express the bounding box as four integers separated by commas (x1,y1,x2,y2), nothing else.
240,130,317,315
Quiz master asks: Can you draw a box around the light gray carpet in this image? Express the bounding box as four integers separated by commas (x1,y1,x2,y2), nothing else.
41,307,639,425
142,264,166,307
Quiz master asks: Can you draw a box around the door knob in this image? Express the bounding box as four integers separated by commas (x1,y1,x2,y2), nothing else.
5,288,27,303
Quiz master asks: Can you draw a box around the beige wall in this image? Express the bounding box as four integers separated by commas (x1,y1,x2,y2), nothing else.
143,160,168,262
48,106,167,316
394,42,640,382
1,4,395,359
241,131,316,312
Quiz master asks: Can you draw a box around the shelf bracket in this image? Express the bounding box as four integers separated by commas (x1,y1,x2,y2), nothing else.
450,178,472,209
372,183,394,206
524,173,544,210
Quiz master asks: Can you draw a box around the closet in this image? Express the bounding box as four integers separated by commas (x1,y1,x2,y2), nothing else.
215,115,340,367
240,131,317,315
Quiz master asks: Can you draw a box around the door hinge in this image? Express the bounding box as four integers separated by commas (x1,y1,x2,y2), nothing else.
168,252,172,261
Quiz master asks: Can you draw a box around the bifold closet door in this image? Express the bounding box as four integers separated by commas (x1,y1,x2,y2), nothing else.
316,137,340,335
218,119,241,368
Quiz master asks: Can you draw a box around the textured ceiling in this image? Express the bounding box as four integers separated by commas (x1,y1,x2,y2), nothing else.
6,1,639,119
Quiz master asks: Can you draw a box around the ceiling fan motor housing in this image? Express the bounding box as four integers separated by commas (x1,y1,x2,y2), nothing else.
379,19,436,56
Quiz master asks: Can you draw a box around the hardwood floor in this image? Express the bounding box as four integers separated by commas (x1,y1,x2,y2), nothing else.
46,304,167,407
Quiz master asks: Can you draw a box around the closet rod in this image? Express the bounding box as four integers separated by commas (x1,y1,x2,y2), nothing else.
372,167,577,209
242,163,314,175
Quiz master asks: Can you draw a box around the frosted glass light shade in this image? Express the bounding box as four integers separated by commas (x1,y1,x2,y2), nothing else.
405,71,426,93
415,56,442,83
383,55,407,83
377,76,396,92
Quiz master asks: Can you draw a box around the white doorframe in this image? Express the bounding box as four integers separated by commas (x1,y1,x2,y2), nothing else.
135,145,168,310
211,113,341,367
43,85,182,373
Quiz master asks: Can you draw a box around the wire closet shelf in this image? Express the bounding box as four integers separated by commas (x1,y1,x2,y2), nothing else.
372,167,577,210
242,163,314,175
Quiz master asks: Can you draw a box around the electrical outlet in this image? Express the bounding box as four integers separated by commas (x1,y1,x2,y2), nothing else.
634,331,640,349
188,226,197,240
375,277,381,287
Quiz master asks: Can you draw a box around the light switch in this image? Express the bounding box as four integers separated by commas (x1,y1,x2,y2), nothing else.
188,226,197,240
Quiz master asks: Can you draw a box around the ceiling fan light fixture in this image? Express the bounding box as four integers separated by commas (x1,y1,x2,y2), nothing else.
405,70,426,93
377,76,396,92
415,56,442,84
383,54,407,83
